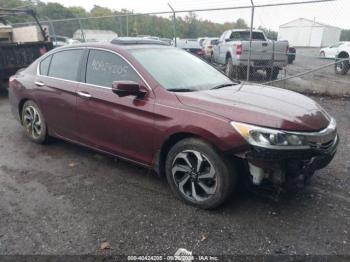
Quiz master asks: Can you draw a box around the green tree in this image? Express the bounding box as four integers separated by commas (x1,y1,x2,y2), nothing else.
0,0,255,40
258,26,278,40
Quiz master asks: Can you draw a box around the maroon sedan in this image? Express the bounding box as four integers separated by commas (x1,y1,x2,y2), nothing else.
9,38,338,209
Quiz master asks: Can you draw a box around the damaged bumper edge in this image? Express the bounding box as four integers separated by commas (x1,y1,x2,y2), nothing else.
236,134,339,188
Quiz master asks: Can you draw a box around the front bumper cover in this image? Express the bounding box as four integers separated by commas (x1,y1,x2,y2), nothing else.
238,134,338,188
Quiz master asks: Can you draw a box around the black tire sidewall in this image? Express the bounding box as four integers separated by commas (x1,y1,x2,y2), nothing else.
225,57,234,78
165,138,236,209
21,100,48,144
335,60,349,75
266,67,279,80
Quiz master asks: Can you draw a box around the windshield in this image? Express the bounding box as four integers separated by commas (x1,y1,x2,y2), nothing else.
130,48,234,91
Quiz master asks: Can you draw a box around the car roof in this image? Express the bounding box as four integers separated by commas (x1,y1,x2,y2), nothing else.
229,29,264,33
111,37,170,46
49,39,172,54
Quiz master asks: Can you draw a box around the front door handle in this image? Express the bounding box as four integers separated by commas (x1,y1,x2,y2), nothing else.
34,81,45,87
77,91,92,98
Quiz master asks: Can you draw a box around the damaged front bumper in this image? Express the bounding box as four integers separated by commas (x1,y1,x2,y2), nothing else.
239,134,339,189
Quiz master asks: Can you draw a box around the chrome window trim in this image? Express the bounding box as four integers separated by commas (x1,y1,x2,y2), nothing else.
36,47,87,76
36,46,152,91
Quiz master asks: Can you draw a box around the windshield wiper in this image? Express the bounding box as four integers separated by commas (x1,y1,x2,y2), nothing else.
211,83,237,90
167,88,195,92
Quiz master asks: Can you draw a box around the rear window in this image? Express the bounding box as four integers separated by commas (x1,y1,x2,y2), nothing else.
39,55,52,76
48,49,84,81
230,31,266,41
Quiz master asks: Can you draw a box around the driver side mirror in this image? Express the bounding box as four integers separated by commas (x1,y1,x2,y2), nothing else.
112,81,147,98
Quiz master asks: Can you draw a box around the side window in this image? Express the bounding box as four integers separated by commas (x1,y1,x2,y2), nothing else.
39,55,52,76
85,49,141,87
230,32,240,40
48,49,84,81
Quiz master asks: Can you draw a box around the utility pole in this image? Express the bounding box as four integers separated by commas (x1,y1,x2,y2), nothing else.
168,3,177,47
247,0,255,81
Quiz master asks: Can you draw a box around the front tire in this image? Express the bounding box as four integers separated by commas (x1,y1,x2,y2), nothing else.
165,138,237,209
21,100,48,144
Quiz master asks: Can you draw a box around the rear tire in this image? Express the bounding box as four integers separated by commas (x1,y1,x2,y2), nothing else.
165,138,237,209
320,51,325,58
335,59,349,75
266,67,279,81
21,100,48,144
225,57,234,78
209,52,214,63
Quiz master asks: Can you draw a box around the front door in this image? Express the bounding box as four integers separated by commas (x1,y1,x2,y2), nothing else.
76,49,156,165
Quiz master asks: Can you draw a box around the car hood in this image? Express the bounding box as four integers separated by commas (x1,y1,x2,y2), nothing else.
176,84,330,132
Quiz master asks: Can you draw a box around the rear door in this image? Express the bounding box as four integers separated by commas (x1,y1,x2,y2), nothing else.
76,49,156,165
35,48,85,140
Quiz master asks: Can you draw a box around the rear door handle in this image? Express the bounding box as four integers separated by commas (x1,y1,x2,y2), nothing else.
35,81,45,87
77,91,92,98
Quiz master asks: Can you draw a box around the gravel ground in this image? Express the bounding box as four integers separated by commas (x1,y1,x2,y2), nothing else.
0,89,349,256
245,48,350,96
275,48,350,96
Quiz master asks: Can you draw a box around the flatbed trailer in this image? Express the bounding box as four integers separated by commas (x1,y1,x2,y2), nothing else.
0,8,53,87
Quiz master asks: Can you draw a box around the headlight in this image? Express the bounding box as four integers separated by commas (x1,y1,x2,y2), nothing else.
230,121,310,150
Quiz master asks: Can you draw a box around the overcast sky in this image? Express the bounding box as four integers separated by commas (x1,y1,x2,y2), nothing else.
43,0,350,30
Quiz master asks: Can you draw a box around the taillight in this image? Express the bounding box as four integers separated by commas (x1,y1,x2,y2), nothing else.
39,47,47,55
236,44,242,55
8,75,15,88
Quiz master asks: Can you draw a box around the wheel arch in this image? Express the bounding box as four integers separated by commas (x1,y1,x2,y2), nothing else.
225,52,231,62
155,131,223,176
338,51,349,58
18,98,30,123
155,132,198,176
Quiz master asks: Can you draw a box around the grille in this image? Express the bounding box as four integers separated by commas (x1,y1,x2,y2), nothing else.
308,136,337,152
310,139,334,150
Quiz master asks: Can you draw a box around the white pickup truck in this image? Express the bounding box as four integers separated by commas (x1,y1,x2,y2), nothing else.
212,29,288,80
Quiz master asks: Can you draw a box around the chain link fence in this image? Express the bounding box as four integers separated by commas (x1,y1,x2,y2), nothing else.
13,0,350,96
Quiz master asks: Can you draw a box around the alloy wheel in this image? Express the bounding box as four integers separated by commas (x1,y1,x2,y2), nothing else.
171,150,217,202
23,105,42,139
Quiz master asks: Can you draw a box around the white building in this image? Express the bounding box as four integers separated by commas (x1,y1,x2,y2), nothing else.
73,29,118,42
278,18,341,47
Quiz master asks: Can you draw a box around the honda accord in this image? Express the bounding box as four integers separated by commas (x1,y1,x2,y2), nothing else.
9,38,338,209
